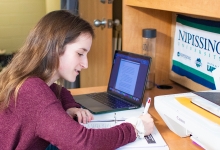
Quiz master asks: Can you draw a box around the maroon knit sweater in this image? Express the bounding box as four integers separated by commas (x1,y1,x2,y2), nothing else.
0,77,136,150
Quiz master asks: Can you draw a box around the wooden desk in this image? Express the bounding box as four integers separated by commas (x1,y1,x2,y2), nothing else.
69,83,203,150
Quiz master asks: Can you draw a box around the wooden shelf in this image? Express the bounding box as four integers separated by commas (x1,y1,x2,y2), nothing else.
125,0,220,19
122,0,220,91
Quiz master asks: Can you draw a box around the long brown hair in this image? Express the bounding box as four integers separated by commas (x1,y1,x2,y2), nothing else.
0,10,94,109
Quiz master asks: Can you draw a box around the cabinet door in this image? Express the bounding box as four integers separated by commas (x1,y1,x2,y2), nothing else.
79,0,112,87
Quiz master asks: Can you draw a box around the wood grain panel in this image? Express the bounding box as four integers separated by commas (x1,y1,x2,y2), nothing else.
125,0,220,19
79,1,112,88
122,3,173,85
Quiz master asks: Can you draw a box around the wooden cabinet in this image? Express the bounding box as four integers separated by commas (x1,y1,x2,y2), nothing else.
122,0,220,88
125,0,220,19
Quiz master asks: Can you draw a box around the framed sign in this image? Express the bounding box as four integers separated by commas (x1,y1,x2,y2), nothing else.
170,15,220,90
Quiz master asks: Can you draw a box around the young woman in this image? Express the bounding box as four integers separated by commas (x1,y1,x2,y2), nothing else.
0,10,154,150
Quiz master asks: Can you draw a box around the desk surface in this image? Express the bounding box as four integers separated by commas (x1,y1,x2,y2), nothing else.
69,83,203,150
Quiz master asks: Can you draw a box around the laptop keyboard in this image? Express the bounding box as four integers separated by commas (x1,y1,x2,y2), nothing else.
86,93,134,109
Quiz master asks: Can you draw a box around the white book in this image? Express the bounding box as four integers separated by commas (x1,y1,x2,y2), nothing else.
191,91,220,117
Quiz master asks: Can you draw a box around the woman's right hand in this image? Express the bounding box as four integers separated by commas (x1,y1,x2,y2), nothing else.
139,113,154,135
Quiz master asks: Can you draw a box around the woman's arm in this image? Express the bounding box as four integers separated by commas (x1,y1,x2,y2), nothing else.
35,99,136,150
50,83,93,123
50,83,81,110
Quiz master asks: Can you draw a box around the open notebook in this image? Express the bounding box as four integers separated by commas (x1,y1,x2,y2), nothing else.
82,107,169,150
74,50,151,114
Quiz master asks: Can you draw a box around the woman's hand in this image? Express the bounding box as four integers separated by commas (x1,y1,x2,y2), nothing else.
139,113,154,135
66,108,94,124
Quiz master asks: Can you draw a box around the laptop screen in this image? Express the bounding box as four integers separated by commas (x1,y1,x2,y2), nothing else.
107,50,151,105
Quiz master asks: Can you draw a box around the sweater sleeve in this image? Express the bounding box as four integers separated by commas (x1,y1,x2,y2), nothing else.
26,80,137,149
36,102,136,150
50,83,81,110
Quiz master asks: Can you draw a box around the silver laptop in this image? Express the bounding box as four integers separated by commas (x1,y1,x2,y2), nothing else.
74,50,152,114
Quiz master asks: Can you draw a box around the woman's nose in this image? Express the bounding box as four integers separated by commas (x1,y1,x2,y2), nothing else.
81,57,88,69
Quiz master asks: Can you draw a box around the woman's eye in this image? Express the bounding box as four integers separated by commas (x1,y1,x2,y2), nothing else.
78,53,83,56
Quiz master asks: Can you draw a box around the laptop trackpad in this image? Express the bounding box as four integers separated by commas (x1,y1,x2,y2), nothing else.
74,95,113,113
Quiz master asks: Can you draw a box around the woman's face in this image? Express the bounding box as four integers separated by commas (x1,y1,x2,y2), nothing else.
57,33,92,83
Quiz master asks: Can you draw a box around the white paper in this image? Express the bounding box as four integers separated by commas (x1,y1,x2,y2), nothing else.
117,126,169,150
82,107,169,150
83,121,123,129
83,122,168,150
212,67,220,90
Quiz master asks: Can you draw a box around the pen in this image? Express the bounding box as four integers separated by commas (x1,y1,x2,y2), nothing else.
143,97,151,114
